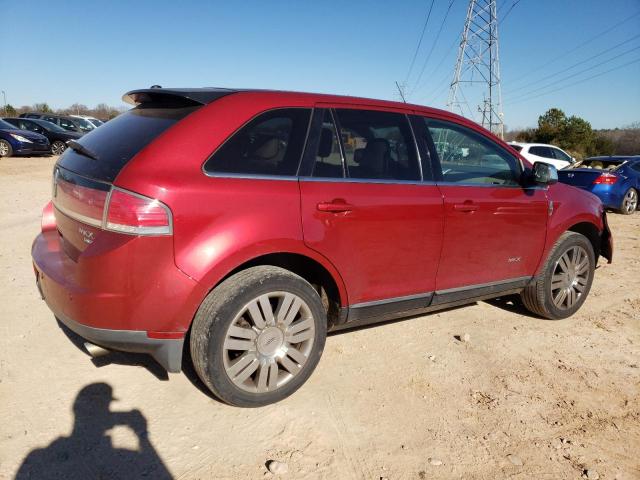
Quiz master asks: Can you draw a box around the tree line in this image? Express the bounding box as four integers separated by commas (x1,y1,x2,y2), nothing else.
2,103,126,121
505,108,640,159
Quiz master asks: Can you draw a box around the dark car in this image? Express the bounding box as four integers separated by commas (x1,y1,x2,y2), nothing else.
32,87,613,407
0,119,50,157
19,113,94,135
558,156,640,215
3,117,82,155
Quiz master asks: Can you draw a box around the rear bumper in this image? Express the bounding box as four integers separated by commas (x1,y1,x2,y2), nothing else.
31,228,208,372
34,263,184,372
55,306,183,373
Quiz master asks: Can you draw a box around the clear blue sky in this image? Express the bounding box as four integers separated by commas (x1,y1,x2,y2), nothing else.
1,0,638,129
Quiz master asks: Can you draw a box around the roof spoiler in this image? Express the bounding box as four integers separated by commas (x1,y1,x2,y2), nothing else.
122,87,238,106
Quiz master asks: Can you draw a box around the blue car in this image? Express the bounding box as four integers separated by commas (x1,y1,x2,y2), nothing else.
0,119,51,157
558,156,640,215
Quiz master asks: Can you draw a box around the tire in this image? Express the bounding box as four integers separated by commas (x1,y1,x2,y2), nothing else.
521,232,595,320
51,140,67,156
0,139,13,157
620,188,638,215
190,266,327,407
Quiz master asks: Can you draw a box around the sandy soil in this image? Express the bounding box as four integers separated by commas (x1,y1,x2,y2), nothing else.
0,156,638,480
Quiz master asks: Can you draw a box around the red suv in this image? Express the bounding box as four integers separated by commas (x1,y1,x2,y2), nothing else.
32,88,613,406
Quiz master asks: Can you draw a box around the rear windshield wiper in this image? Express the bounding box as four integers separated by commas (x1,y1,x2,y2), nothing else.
67,140,99,161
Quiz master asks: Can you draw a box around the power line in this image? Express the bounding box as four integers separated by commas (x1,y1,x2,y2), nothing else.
410,0,457,96
505,56,640,106
499,0,522,24
505,45,640,102
508,9,640,85
404,0,436,85
505,33,640,95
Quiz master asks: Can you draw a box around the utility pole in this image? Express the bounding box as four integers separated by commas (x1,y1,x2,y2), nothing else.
447,0,504,138
1,91,6,115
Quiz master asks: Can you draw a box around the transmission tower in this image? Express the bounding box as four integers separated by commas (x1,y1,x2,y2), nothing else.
447,0,504,138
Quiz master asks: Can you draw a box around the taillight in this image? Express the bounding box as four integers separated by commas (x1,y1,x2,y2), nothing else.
41,201,56,232
105,188,172,235
593,173,618,185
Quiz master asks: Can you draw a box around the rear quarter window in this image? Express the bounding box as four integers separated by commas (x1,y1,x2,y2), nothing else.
203,108,311,177
57,105,199,182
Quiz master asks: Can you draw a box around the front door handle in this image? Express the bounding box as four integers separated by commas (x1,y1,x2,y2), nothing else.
317,201,354,213
453,202,478,213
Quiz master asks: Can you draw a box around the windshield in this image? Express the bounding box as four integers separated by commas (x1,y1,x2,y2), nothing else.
33,119,67,133
0,119,17,130
89,119,104,127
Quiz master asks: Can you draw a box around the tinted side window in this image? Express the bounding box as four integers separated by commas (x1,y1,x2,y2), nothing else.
204,108,311,176
334,109,420,181
44,116,59,125
312,110,344,178
529,146,553,158
552,148,571,161
510,144,523,152
425,119,519,186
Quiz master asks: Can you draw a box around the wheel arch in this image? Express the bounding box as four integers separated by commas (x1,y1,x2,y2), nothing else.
567,221,601,260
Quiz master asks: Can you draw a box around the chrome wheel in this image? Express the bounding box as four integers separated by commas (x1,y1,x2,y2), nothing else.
550,246,590,309
0,141,9,157
51,141,66,155
623,189,638,214
223,291,315,393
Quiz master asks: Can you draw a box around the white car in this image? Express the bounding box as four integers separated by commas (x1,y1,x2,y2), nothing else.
70,115,104,128
508,142,574,170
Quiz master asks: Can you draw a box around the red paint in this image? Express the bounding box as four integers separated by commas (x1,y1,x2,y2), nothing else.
31,89,610,342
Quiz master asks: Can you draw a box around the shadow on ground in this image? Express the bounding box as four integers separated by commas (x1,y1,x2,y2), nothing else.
15,382,173,479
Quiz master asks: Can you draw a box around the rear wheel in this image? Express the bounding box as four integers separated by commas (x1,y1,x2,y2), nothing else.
521,232,595,319
620,188,638,215
51,140,67,156
190,266,327,407
0,140,13,157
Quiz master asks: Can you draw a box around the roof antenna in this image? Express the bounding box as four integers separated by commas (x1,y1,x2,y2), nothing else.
395,81,407,103
150,85,162,89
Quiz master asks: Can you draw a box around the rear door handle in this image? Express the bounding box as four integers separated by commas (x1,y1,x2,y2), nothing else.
317,201,354,213
453,202,478,213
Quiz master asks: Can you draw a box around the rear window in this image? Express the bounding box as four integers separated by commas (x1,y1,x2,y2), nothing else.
57,105,199,182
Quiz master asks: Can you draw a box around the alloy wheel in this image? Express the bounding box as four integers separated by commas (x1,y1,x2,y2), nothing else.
0,141,8,156
222,291,316,393
550,245,590,309
51,142,66,155
623,189,638,214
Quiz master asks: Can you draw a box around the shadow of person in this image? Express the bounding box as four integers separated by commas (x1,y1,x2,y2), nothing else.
16,383,173,480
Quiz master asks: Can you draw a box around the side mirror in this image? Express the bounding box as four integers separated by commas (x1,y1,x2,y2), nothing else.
532,161,558,185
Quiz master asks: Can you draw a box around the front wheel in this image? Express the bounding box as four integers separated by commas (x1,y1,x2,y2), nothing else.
0,139,13,157
620,188,638,215
190,266,327,407
521,232,595,320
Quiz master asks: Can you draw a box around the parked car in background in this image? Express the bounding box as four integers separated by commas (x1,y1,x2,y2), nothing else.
32,87,612,407
558,156,640,215
0,119,50,157
20,113,94,135
509,142,574,170
71,115,104,128
3,117,82,155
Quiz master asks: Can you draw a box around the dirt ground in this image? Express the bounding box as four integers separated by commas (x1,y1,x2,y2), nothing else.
0,155,638,480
